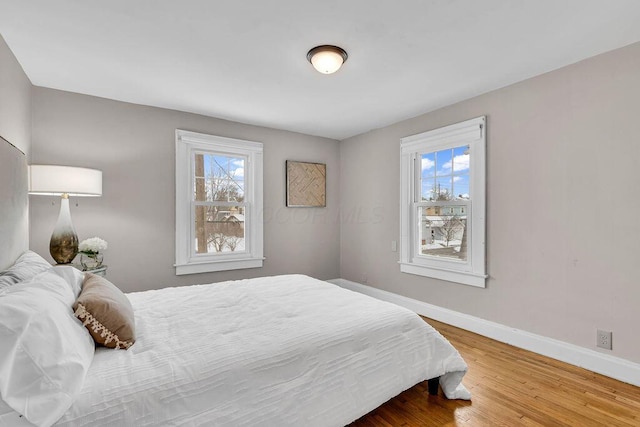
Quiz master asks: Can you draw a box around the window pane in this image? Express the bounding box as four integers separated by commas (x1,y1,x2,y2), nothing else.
435,149,453,177
419,205,468,261
452,146,470,173
194,177,207,201
453,175,470,200
422,178,435,201
194,153,245,202
435,177,453,200
195,206,245,254
421,153,435,176
420,153,436,200
194,154,207,202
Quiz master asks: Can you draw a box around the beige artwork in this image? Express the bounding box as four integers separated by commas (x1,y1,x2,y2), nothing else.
286,161,326,207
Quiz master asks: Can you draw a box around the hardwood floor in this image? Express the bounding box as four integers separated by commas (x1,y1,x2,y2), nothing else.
350,318,640,426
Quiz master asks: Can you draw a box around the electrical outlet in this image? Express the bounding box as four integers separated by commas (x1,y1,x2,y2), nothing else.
597,330,612,350
391,240,397,252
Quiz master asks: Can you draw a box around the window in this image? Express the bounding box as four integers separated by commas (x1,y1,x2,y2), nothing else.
175,130,263,275
400,117,486,287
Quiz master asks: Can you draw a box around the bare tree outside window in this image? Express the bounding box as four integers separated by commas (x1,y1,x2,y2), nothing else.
441,215,463,247
420,206,467,261
226,235,242,251
433,185,453,201
208,233,226,252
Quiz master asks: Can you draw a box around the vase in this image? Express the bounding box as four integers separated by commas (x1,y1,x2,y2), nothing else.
80,253,103,270
50,196,79,264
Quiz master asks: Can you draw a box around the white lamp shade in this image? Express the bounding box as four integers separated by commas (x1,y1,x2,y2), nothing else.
28,165,102,197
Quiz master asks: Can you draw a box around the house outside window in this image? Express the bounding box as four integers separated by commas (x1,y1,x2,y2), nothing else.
399,117,486,287
175,130,263,275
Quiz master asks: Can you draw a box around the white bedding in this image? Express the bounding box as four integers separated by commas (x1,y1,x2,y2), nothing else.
0,274,469,426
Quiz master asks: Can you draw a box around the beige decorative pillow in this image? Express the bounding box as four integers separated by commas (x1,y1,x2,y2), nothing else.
73,273,135,349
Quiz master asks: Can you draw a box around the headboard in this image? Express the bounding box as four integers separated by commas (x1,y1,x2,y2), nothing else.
0,135,28,270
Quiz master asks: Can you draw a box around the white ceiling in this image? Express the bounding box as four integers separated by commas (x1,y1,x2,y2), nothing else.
2,1,640,140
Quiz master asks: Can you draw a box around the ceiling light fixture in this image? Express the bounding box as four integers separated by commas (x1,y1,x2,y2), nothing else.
307,45,348,74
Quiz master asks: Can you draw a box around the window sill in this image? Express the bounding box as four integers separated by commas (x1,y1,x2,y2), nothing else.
175,257,264,275
399,262,486,288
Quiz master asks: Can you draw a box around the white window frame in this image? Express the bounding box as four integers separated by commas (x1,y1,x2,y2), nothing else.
175,129,263,275
400,116,487,287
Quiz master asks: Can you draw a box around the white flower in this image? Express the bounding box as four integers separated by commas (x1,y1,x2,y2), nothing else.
79,237,108,254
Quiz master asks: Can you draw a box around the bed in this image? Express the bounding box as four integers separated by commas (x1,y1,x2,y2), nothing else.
0,137,469,427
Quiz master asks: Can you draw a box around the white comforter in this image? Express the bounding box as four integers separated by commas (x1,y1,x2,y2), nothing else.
0,274,469,426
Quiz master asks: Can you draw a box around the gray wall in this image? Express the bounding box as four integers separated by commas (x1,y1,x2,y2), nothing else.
30,88,340,292
0,34,31,156
340,42,640,364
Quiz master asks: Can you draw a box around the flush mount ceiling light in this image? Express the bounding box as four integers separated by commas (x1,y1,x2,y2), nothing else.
307,45,348,74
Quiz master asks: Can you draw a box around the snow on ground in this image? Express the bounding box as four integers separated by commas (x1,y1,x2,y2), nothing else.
421,239,462,252
194,238,246,253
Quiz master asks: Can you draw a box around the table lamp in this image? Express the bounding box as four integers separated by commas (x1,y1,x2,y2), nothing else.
28,165,102,264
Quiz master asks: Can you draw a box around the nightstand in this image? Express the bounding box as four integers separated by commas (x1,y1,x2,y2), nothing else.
71,264,108,277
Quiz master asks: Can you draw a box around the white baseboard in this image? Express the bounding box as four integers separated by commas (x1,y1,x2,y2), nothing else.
328,278,640,387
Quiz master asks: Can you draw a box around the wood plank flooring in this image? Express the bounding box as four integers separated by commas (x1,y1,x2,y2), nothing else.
350,318,640,426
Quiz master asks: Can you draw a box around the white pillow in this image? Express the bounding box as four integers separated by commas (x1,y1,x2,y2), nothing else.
0,250,51,291
53,265,85,298
0,268,95,427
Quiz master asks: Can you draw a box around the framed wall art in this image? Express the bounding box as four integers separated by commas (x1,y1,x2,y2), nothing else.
286,160,326,207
